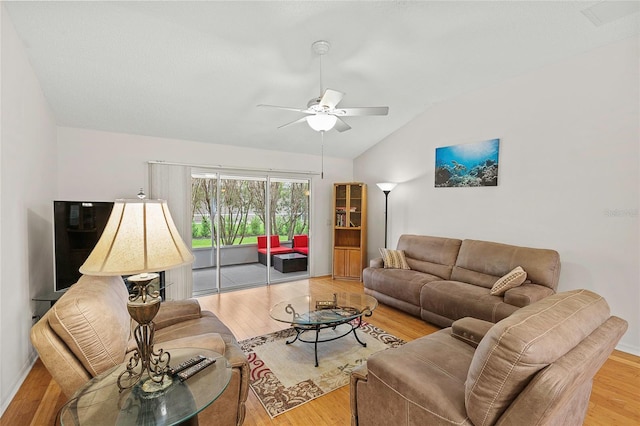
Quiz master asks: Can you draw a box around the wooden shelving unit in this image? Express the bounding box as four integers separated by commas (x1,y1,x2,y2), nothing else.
332,182,367,281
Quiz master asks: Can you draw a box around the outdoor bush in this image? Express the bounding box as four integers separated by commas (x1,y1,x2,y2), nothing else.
192,222,201,238
249,216,263,236
200,216,212,238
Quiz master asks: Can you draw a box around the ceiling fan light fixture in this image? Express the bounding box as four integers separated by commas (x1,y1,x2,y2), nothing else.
258,40,388,133
307,114,337,132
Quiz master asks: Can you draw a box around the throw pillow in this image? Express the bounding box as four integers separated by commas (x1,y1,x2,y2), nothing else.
379,248,410,270
490,266,527,296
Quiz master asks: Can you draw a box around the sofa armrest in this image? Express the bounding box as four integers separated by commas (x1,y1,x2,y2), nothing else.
350,363,368,426
369,257,383,268
451,317,493,348
504,283,555,308
153,299,202,329
224,342,251,424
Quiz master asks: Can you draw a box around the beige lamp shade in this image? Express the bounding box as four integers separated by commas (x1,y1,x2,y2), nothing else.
79,199,194,276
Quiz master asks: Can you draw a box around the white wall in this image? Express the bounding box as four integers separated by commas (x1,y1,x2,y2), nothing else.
57,127,353,277
0,6,58,415
355,36,639,354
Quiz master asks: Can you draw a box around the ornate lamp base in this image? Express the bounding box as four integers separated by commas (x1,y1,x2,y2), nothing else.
117,273,171,392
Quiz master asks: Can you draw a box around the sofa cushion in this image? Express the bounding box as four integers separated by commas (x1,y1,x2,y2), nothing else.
49,275,130,376
257,235,282,249
293,234,308,249
451,239,561,290
155,333,226,355
465,289,611,426
420,281,519,323
154,311,238,345
153,299,202,329
503,283,555,307
364,268,442,306
294,247,308,255
258,246,294,255
379,248,410,269
364,328,475,425
396,235,462,279
490,266,527,296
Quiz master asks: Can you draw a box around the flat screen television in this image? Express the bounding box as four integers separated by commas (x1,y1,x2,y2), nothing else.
53,201,114,292
53,201,167,298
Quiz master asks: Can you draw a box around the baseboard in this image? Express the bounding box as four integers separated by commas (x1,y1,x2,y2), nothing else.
616,342,640,357
0,352,38,417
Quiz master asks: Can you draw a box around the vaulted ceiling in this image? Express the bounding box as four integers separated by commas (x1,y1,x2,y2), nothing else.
4,1,639,158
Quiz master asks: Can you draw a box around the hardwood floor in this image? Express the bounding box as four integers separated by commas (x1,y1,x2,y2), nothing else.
3,277,639,425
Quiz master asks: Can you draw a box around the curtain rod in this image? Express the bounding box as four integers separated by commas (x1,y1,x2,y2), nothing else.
147,160,321,176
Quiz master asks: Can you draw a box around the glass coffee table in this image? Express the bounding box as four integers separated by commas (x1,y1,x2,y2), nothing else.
58,348,231,426
269,292,378,367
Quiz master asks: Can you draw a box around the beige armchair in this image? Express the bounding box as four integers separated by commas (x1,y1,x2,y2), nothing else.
31,275,249,426
350,289,627,426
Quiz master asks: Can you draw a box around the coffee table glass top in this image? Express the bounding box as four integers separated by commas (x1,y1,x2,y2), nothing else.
59,348,231,426
274,253,307,260
269,293,378,325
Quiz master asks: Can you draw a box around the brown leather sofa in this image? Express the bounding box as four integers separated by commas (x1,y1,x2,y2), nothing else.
30,275,249,426
363,235,561,326
350,289,627,426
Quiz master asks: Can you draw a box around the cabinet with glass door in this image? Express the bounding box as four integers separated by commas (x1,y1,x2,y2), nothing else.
332,183,367,281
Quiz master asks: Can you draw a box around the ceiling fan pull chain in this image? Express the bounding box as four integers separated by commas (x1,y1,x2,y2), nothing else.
321,132,325,179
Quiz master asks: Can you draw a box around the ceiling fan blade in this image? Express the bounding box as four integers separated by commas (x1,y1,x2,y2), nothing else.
334,117,351,132
257,104,310,114
319,89,344,109
277,116,308,129
337,107,389,116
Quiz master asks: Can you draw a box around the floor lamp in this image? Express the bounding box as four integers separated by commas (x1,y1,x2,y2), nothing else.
376,183,397,248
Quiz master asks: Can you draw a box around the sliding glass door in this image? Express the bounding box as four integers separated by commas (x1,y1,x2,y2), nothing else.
266,178,310,284
191,173,218,296
218,175,267,290
191,171,310,295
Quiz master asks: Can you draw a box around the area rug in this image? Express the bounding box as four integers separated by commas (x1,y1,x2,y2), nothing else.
238,322,405,418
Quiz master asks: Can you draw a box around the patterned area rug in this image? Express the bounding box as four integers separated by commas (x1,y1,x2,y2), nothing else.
239,322,405,418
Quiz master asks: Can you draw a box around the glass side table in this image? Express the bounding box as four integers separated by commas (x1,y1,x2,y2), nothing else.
59,348,231,426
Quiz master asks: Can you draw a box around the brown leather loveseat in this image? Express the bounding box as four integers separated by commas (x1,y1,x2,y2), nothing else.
30,274,249,426
364,235,561,326
350,289,627,425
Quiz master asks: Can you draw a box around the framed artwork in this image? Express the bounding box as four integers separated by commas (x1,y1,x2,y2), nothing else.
435,138,500,187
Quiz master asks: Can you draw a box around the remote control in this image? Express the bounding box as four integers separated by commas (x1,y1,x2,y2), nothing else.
168,355,206,376
177,357,216,382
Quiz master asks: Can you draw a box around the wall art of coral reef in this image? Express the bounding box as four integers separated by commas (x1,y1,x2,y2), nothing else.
435,138,500,187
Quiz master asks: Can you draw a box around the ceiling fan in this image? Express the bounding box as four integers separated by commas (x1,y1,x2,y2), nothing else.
258,40,389,132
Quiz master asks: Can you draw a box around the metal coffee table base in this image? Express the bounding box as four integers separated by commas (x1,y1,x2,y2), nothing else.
270,293,378,368
286,315,370,367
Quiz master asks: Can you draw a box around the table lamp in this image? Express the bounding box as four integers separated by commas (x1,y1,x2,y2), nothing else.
79,192,194,392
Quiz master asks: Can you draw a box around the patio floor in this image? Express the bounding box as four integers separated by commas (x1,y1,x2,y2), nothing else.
192,262,308,295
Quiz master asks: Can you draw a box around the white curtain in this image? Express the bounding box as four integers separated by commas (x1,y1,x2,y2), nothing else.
149,163,193,300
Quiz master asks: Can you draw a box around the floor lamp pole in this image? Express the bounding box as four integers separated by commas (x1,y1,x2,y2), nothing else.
383,190,390,248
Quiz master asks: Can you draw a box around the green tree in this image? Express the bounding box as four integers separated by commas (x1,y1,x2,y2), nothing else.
191,178,215,221
191,177,309,246
281,182,309,240
217,179,254,245
247,181,280,236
